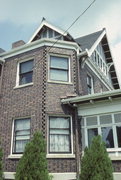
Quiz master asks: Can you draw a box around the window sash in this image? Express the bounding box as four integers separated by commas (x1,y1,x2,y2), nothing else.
19,60,33,85
50,56,69,82
49,117,71,153
13,118,30,154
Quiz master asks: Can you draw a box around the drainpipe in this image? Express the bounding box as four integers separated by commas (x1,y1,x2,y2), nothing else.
67,103,80,179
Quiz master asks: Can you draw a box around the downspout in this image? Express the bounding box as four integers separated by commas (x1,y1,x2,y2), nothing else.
67,102,80,179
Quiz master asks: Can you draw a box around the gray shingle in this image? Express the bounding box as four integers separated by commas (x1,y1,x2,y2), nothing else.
75,30,103,51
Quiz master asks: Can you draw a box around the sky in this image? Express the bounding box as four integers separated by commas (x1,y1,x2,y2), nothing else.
0,0,121,86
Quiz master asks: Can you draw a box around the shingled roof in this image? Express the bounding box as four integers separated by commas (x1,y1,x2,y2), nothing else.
75,29,103,51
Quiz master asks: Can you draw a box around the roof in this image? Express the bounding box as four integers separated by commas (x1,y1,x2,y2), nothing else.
61,89,121,105
75,29,103,51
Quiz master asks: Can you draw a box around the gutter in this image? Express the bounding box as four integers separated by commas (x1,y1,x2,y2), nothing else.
61,89,121,104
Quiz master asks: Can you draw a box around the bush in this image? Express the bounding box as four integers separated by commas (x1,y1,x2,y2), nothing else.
15,131,50,180
80,135,114,180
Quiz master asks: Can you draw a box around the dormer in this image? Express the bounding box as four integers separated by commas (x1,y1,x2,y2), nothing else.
28,18,74,43
76,28,120,90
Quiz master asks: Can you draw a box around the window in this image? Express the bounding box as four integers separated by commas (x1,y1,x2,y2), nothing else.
81,113,121,154
49,55,69,82
87,74,93,94
12,118,30,154
19,60,33,85
49,116,71,153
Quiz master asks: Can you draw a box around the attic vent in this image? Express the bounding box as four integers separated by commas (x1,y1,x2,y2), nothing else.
12,40,25,49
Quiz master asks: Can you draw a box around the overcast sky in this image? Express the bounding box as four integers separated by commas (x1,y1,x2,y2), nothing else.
0,0,121,86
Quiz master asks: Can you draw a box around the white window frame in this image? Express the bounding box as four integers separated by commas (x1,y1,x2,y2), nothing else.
81,112,121,157
10,117,31,156
87,74,94,94
47,115,75,158
15,58,34,88
48,54,71,84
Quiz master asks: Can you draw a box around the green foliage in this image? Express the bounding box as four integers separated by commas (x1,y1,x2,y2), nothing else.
15,131,50,180
0,143,3,180
80,135,114,180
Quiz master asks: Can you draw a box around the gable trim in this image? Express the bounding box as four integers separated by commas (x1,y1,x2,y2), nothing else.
28,20,67,43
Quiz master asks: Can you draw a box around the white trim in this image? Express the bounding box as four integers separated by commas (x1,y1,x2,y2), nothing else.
48,53,71,83
0,39,80,59
4,172,15,179
15,58,34,87
46,154,75,158
50,172,76,180
28,19,68,43
14,82,33,89
3,172,77,180
8,154,22,159
86,58,113,90
47,115,74,157
113,173,121,180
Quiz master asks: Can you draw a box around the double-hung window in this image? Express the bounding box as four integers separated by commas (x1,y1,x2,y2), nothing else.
49,116,71,153
87,74,93,94
12,118,30,154
19,60,33,85
81,113,121,155
49,55,69,82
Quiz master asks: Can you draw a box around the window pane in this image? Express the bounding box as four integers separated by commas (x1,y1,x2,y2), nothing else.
50,129,69,135
100,115,112,124
50,69,68,81
48,29,53,38
101,127,114,148
88,128,98,146
86,116,97,126
15,119,30,130
50,56,68,69
50,117,69,128
15,140,29,153
19,72,33,85
50,134,70,152
114,113,121,123
116,126,121,147
20,60,33,74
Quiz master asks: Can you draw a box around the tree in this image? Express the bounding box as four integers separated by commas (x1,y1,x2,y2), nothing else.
80,135,114,180
15,131,50,180
0,143,3,180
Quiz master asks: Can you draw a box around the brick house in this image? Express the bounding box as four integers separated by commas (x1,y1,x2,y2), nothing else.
0,18,121,180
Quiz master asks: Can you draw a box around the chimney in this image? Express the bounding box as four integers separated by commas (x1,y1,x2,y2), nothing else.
12,40,25,49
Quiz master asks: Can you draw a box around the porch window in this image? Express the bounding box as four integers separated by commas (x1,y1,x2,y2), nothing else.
81,113,121,154
49,116,71,153
12,118,30,153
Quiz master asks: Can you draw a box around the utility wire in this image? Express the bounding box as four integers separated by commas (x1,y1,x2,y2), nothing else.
32,0,97,69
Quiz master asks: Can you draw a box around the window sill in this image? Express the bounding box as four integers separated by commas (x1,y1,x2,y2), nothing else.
46,154,75,159
47,80,73,85
109,155,121,161
8,154,22,159
13,82,33,89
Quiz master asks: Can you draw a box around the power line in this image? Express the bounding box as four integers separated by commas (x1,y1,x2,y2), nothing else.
33,0,97,69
